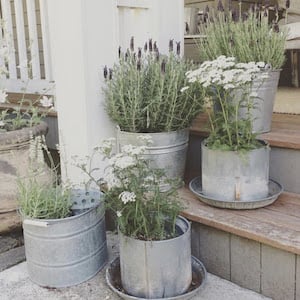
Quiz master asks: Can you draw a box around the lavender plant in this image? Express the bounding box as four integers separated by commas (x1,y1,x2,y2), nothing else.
17,137,72,219
198,1,286,69
103,38,205,133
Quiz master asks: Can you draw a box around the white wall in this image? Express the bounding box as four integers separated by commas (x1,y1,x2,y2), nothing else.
46,0,184,185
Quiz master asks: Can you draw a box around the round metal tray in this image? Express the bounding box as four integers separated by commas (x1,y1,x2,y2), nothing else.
189,177,283,210
106,256,207,300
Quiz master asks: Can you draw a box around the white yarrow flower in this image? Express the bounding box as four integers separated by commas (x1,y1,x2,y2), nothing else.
116,211,122,217
119,191,136,204
121,144,146,156
40,96,53,108
0,90,7,103
112,154,135,169
180,86,189,93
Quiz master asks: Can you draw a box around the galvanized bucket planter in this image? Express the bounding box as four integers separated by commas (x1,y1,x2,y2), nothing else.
117,129,189,189
119,216,192,298
233,70,281,133
23,189,107,288
201,140,270,202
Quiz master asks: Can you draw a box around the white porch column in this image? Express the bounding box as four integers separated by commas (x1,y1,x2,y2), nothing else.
117,0,184,55
46,0,184,185
46,0,118,184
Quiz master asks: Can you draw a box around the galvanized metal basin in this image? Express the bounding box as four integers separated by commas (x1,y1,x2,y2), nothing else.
201,140,270,201
23,189,107,288
119,216,192,298
234,70,280,133
106,255,207,300
117,129,189,189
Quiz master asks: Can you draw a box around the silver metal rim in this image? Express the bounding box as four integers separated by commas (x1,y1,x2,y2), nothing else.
105,256,207,300
189,177,283,210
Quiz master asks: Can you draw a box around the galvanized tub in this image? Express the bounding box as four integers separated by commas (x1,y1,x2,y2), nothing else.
234,70,280,133
119,216,192,298
117,129,189,188
201,140,270,201
23,189,107,288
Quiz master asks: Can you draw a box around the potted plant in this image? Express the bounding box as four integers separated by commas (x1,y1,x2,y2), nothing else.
17,145,107,288
0,21,54,215
103,38,206,187
184,56,281,207
197,1,287,133
80,137,193,298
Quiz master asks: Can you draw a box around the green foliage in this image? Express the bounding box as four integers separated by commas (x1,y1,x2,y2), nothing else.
197,3,286,69
17,137,72,219
76,138,183,241
18,177,72,219
205,87,260,151
185,56,265,152
103,39,206,133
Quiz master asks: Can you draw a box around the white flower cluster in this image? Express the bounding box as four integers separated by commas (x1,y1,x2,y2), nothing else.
40,96,53,108
109,153,135,169
99,137,115,156
119,191,136,204
137,134,153,145
185,56,268,90
121,144,147,156
0,90,7,104
104,167,121,189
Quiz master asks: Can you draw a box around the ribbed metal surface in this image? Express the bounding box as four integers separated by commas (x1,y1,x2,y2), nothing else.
23,191,107,288
238,70,280,133
119,216,192,298
201,140,270,201
117,129,189,188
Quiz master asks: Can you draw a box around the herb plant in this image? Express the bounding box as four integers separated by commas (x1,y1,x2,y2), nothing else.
197,1,286,69
76,137,183,241
103,38,205,133
17,137,72,219
184,56,269,151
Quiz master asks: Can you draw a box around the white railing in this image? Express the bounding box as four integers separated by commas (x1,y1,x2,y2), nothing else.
0,0,54,94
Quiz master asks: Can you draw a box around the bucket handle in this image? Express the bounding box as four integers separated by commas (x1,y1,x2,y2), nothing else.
23,219,49,227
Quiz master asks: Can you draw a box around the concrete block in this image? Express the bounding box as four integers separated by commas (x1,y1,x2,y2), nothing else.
198,224,231,280
297,255,300,300
191,222,200,258
261,244,296,300
230,235,261,293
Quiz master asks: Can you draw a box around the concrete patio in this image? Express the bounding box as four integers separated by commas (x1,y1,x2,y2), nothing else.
0,232,271,300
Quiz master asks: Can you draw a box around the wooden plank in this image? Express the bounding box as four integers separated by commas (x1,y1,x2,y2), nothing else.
234,206,300,232
39,0,52,81
26,0,41,79
117,0,151,9
190,111,300,150
179,187,300,255
1,0,17,79
14,0,28,80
